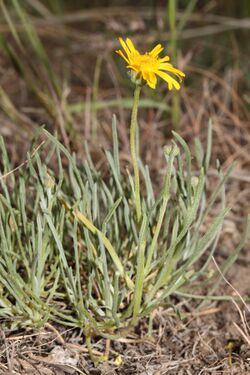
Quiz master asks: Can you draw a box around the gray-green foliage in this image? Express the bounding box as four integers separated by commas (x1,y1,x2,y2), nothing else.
0,119,248,337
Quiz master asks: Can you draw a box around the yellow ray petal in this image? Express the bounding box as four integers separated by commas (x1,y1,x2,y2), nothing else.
147,80,156,89
159,63,185,77
116,49,129,64
141,71,157,89
126,38,138,54
156,70,181,90
119,37,131,58
148,72,157,89
141,70,148,81
159,55,170,63
149,44,164,57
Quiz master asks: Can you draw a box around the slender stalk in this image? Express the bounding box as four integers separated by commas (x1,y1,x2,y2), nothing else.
130,84,142,223
91,56,102,142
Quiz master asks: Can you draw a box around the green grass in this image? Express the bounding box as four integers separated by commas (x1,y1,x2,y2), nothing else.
0,119,248,342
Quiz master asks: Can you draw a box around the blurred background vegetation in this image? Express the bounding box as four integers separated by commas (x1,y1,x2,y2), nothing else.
0,0,249,165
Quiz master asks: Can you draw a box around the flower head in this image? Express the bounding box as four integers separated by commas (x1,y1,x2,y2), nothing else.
116,38,185,90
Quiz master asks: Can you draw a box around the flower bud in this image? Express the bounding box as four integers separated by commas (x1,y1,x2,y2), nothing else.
44,172,55,189
191,176,199,187
164,144,179,156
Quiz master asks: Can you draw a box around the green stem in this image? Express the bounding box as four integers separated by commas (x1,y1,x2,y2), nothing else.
130,84,142,223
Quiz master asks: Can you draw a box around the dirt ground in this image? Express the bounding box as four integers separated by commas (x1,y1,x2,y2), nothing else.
1,297,250,374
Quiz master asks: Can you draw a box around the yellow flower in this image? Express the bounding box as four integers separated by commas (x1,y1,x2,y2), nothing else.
116,37,185,90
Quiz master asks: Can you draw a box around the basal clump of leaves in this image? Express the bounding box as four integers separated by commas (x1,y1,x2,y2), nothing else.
0,119,248,341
